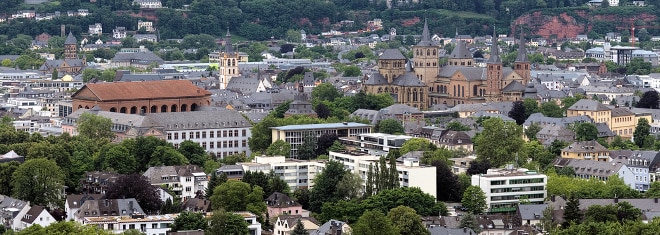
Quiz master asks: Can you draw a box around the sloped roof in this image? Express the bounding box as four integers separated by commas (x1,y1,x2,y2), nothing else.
568,99,610,111
392,72,426,86
380,49,406,60
72,80,211,101
21,206,48,224
449,40,472,59
143,165,205,184
517,204,548,220
364,73,388,85
416,19,433,47
65,32,77,45
438,66,486,81
266,192,301,208
501,80,526,92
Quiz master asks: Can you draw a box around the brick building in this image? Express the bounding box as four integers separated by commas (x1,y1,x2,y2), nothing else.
71,80,212,113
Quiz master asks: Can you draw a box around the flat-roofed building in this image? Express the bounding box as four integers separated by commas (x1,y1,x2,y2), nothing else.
338,132,412,156
239,156,326,189
271,122,372,159
471,168,547,213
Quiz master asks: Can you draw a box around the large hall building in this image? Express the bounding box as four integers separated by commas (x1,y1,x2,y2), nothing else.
364,20,532,108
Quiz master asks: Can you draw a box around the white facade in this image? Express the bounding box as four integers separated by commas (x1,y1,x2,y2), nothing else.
329,151,437,199
339,133,412,156
240,156,326,189
143,165,209,200
137,20,155,32
471,168,547,213
88,23,102,36
19,208,56,230
166,127,251,158
82,214,174,235
113,27,127,39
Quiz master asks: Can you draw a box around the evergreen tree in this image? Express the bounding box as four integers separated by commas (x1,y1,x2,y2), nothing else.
365,163,374,197
206,171,228,199
373,162,380,193
378,156,389,191
563,196,582,227
291,219,309,235
298,131,318,160
508,101,526,125
388,155,399,190
634,118,653,148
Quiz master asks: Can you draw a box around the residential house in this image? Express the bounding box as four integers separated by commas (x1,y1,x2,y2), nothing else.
216,165,245,180
274,215,319,235
311,220,351,235
611,150,660,191
137,20,155,32
180,198,211,213
567,99,651,139
81,213,174,234
266,192,307,217
0,150,24,163
19,206,56,230
238,156,326,189
428,227,475,235
79,171,120,194
554,158,635,188
134,34,157,43
560,140,610,161
133,0,163,8
142,165,208,200
65,194,104,221
471,168,547,213
74,198,145,222
535,125,575,146
515,204,548,227
88,23,102,36
437,130,473,152
0,195,31,231
112,27,127,39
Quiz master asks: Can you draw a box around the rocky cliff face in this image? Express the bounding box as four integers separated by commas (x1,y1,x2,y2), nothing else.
512,10,656,39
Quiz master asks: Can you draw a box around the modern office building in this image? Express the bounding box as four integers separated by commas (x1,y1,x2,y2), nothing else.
271,122,372,158
239,156,326,189
471,168,547,213
338,132,412,156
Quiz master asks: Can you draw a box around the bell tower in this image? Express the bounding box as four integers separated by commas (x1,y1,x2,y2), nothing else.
219,29,240,89
64,32,78,60
486,28,502,102
513,32,531,84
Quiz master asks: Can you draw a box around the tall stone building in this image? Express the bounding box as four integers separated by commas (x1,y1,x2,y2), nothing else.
363,49,427,109
219,30,240,89
64,32,78,60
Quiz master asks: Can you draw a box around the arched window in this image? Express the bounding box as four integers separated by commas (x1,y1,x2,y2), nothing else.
141,106,147,114
191,103,198,111
473,85,478,96
171,104,177,112
161,105,167,113
433,49,436,55
130,106,137,114
84,106,89,109
109,107,117,112
427,49,430,56
461,86,465,97
151,106,157,113
120,107,127,113
181,104,188,112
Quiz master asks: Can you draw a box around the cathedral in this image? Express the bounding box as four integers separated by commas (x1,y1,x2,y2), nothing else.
364,20,532,108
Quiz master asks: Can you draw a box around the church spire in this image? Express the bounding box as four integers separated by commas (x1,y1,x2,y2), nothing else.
421,19,429,42
225,28,233,54
487,26,501,63
515,30,528,62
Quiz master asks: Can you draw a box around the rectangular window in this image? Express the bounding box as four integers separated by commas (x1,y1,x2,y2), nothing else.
234,130,239,137
242,129,246,136
167,133,172,140
202,131,207,138
210,131,214,138
186,186,192,192
234,140,239,148
223,131,227,137
242,140,247,147
174,133,179,140
229,131,233,137
182,132,187,139
196,132,200,139
210,142,215,149
202,142,207,149
223,141,227,148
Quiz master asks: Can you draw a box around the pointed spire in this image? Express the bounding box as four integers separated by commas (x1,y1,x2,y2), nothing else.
225,27,234,54
65,32,77,45
515,29,528,62
416,18,432,46
487,26,501,63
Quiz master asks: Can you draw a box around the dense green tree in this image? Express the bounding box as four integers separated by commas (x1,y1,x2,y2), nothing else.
206,171,228,199
352,210,398,235
634,118,653,148
207,209,249,235
316,133,338,156
291,219,309,235
0,161,19,196
474,118,524,167
525,122,542,141
12,158,65,208
446,121,471,131
77,113,115,140
106,174,162,214
563,196,583,227
210,180,266,220
461,185,487,214
637,90,660,109
509,101,527,125
574,122,599,141
627,58,652,75
171,211,208,231
378,119,404,134
311,83,343,103
523,98,539,118
265,140,291,157
309,160,348,212
102,145,136,174
540,101,563,117
400,138,435,155
387,206,429,235
315,103,331,119
460,213,482,234
432,160,462,201
298,131,318,160
149,146,189,166
336,172,364,200
177,140,208,166
362,187,446,216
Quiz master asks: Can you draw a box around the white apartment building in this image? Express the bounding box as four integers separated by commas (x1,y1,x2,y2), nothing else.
329,151,437,199
240,156,326,189
82,213,174,235
137,20,155,32
471,168,547,213
271,122,372,158
143,165,208,200
339,132,412,156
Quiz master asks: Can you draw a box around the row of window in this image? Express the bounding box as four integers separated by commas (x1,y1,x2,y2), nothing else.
167,129,247,140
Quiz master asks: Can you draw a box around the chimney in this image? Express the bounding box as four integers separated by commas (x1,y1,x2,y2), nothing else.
129,201,134,212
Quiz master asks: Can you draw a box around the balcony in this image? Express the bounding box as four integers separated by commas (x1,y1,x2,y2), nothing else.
171,187,183,191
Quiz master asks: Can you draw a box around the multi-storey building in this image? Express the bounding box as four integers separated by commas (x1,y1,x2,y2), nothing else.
611,150,660,192
137,20,155,32
338,132,412,156
239,156,325,189
567,99,652,138
329,151,437,198
271,122,372,159
219,30,240,89
80,171,120,195
471,168,547,213
143,165,208,200
560,140,611,162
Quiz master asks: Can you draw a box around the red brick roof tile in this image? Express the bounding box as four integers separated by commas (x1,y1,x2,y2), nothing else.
73,80,211,101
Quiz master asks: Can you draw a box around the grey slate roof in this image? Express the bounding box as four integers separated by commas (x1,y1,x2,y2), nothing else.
66,194,104,210
143,165,205,184
226,76,260,95
76,198,145,218
523,113,593,127
20,206,47,224
111,52,164,65
302,72,315,85
416,19,433,47
0,195,29,220
265,192,301,208
449,40,472,59
517,204,548,220
487,32,501,63
146,110,251,130
429,227,475,235
438,66,486,81
515,34,528,62
392,72,426,86
568,99,610,111
379,49,406,60
312,220,349,235
555,158,623,178
65,32,77,45
364,73,388,85
501,80,526,92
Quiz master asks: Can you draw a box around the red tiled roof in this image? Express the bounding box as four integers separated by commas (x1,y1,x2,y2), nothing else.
73,80,211,101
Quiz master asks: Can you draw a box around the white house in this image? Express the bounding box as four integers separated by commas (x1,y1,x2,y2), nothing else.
0,196,31,231
88,23,102,36
19,206,56,230
113,27,127,39
239,156,326,189
143,165,208,200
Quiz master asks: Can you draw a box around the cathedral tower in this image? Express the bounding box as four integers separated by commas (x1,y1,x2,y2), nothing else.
219,29,240,89
64,32,78,60
486,29,502,101
513,33,531,84
413,19,439,86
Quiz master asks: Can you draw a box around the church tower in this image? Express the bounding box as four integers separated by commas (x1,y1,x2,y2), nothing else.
219,29,240,89
447,40,474,67
64,32,78,60
413,19,439,86
513,33,531,84
378,49,406,84
486,29,502,101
